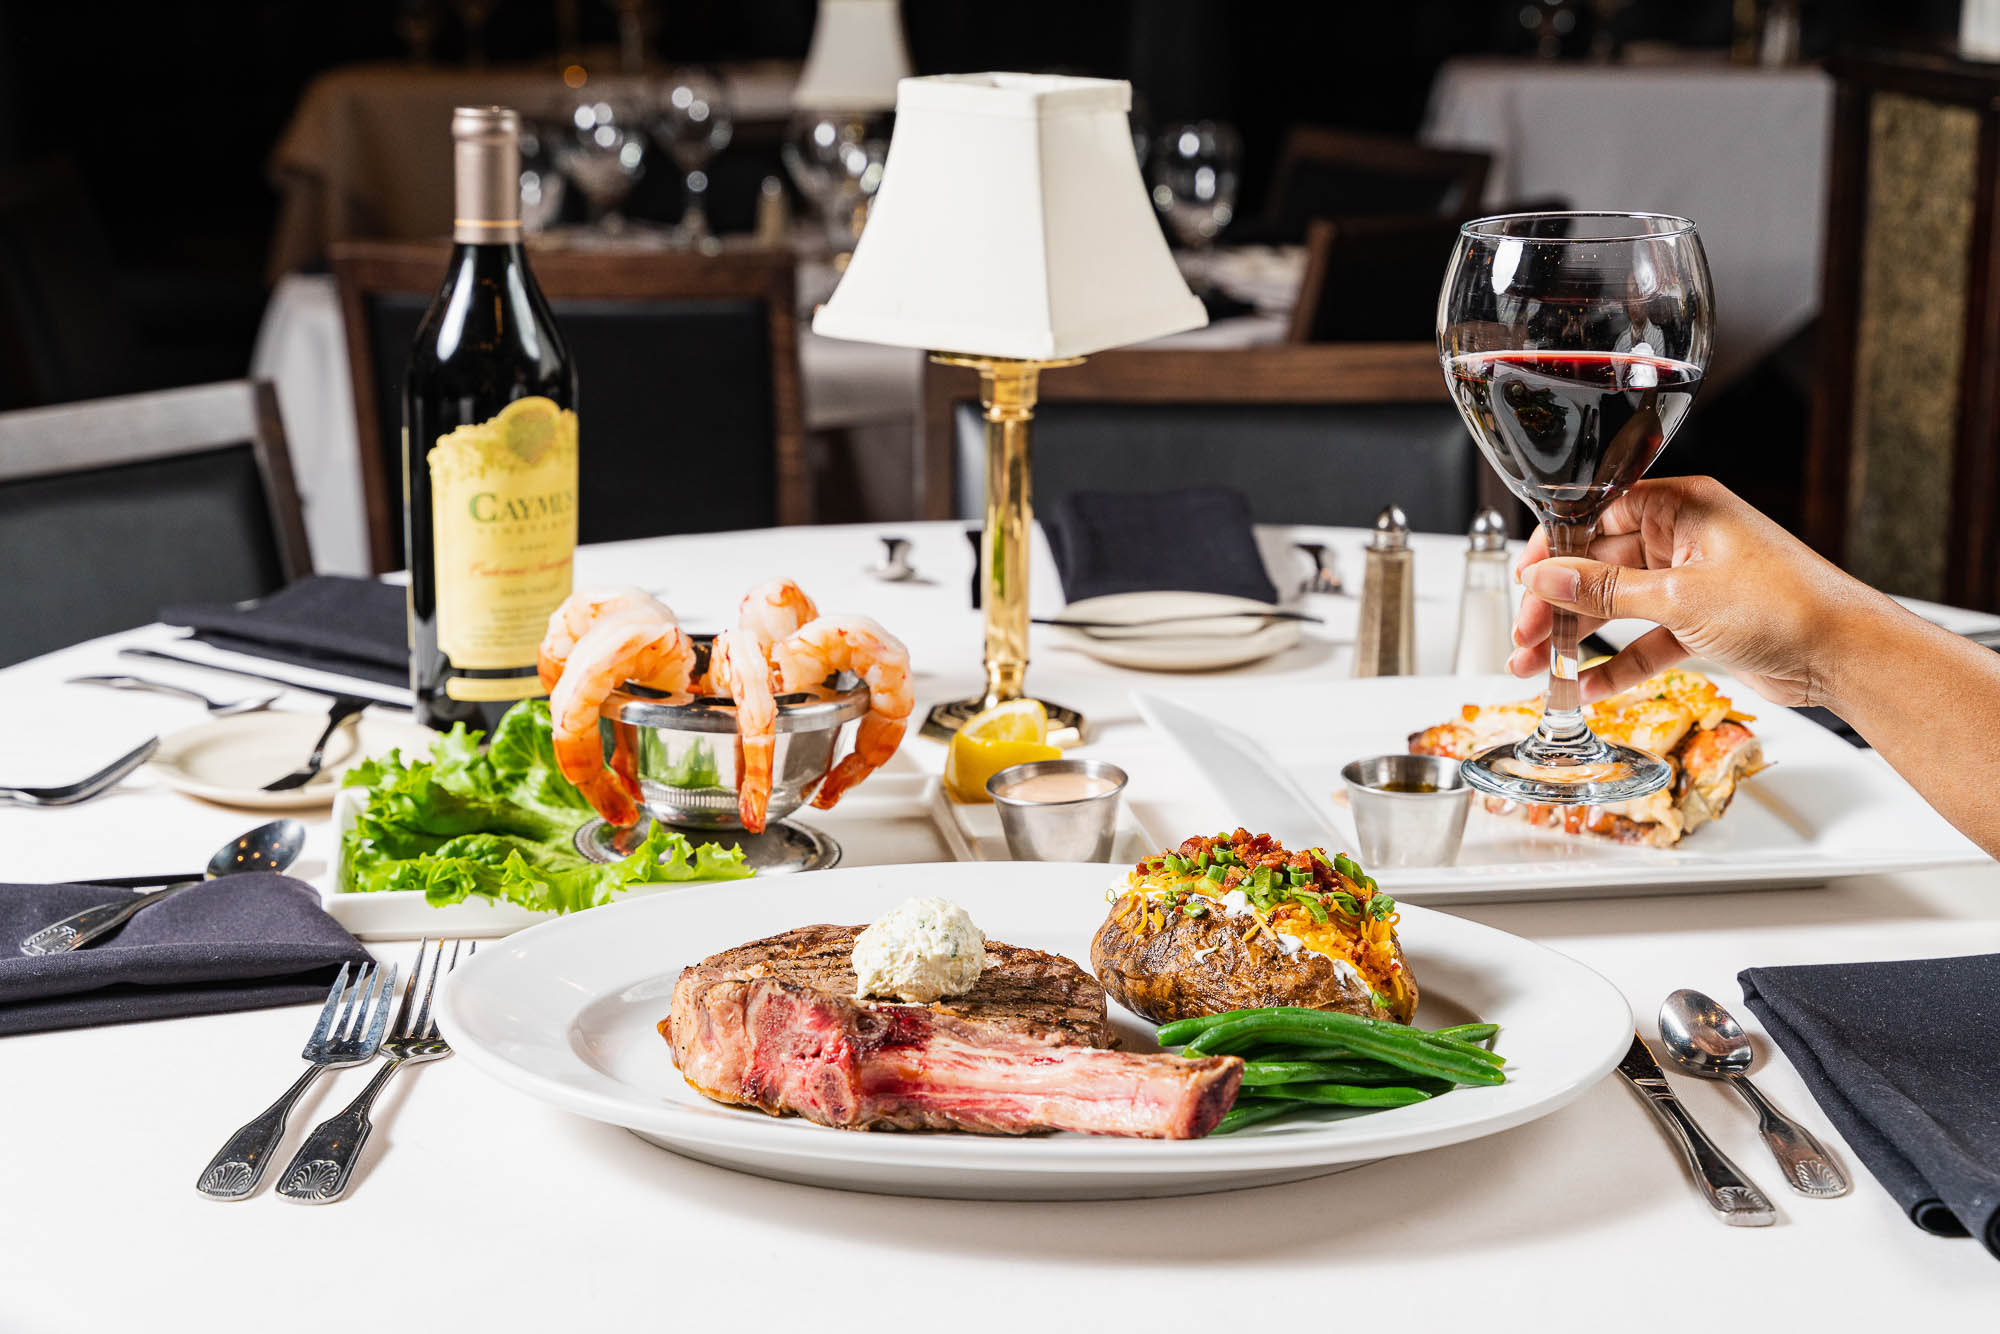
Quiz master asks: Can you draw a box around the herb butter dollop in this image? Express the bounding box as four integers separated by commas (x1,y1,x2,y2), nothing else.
852,897,987,1003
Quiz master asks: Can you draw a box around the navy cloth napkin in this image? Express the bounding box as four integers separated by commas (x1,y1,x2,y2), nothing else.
1740,955,2000,1257
0,874,371,1036
160,575,408,688
1043,487,1279,605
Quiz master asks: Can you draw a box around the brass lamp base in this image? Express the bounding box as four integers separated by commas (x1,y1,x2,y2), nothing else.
925,351,1087,754
921,695,1085,747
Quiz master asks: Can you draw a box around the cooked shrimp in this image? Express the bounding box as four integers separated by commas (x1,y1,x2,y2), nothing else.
694,577,815,695
550,612,696,826
705,627,777,832
770,614,913,809
538,587,675,690
737,578,819,649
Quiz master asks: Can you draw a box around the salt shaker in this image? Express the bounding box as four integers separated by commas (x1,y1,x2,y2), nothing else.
1354,505,1415,677
1452,508,1515,675
755,175,790,247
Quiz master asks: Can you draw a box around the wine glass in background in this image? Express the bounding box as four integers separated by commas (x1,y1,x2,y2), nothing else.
516,117,568,235
1437,211,1714,805
1147,120,1241,291
783,111,887,253
1127,89,1153,167
552,88,650,229
654,69,734,249
820,134,889,254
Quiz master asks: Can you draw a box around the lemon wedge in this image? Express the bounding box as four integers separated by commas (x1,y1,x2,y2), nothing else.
945,700,1060,802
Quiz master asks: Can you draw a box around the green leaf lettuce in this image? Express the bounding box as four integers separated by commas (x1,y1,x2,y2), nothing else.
339,701,751,912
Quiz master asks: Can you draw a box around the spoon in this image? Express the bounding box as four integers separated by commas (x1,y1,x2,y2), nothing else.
1658,988,1851,1197
18,819,308,956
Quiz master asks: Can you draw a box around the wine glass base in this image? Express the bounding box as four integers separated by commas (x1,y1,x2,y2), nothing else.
1460,740,1672,805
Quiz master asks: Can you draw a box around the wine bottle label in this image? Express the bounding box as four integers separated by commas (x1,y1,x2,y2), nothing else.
428,396,577,700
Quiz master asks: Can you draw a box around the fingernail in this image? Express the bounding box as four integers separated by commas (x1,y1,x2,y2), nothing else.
1524,562,1581,602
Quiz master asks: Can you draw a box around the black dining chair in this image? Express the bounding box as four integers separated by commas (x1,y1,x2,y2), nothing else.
0,379,313,666
1287,198,1572,345
333,242,807,575
923,345,1506,536
1236,128,1493,245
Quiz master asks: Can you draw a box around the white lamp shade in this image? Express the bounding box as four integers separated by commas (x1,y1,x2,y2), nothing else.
811,73,1208,361
792,0,913,112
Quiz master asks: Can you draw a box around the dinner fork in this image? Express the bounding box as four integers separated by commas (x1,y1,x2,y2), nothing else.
0,735,158,808
276,939,472,1204
67,674,279,717
260,694,371,792
194,960,398,1200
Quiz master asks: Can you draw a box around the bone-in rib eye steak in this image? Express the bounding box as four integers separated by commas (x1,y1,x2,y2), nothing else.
663,924,1241,1138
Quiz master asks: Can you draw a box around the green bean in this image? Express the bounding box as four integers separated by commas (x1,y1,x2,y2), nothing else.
1431,1022,1500,1047
1210,1098,1296,1135
1422,1032,1507,1066
1240,1059,1432,1087
1251,1043,1361,1063
1185,1014,1505,1085
1154,1007,1301,1047
1252,1082,1434,1108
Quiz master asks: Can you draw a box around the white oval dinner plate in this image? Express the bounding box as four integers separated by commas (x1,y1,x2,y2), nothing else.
151,711,436,810
439,861,1631,1200
1044,591,1303,672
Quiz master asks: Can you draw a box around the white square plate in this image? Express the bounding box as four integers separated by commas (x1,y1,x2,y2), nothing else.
1136,673,1990,903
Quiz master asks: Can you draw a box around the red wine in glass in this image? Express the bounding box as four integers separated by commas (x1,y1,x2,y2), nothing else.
1445,351,1703,525
1437,211,1714,806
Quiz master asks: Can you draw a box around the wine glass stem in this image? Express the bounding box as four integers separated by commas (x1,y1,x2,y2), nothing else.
1536,521,1594,751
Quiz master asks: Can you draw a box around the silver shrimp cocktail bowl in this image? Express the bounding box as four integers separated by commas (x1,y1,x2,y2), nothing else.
601,671,869,831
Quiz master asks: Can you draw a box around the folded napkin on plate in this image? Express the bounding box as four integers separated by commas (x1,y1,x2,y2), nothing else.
0,874,371,1037
1740,955,2000,1257
1044,487,1279,605
159,575,408,688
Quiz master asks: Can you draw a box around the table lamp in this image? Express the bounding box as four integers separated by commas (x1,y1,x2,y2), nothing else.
813,73,1207,742
787,0,912,252
792,0,911,112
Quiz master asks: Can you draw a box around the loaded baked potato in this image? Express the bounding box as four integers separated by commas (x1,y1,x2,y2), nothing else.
1090,830,1417,1026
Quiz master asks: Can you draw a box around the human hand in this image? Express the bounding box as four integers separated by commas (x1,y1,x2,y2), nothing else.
1508,476,1895,709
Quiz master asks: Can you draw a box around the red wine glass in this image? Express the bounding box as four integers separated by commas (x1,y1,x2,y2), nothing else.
1437,212,1714,805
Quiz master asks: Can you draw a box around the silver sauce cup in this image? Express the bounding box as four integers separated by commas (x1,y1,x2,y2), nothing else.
1341,753,1473,868
987,759,1129,862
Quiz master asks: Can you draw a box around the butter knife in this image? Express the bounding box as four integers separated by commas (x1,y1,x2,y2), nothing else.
1617,1033,1777,1226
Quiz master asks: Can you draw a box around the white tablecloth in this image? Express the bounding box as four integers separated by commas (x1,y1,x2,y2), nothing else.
1423,58,1832,386
4,521,1999,1327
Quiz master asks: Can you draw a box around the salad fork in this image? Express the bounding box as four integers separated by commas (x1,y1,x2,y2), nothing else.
195,960,398,1200
276,939,473,1204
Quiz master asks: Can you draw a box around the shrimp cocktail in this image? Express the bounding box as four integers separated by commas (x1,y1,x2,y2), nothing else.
1437,212,1714,806
536,579,913,837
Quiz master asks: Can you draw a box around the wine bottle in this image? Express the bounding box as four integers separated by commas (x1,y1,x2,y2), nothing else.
405,106,578,730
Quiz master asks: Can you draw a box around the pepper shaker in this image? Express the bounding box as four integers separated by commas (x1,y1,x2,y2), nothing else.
1354,505,1415,677
1452,508,1515,675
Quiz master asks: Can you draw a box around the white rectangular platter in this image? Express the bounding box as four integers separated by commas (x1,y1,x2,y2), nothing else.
1136,673,1990,904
